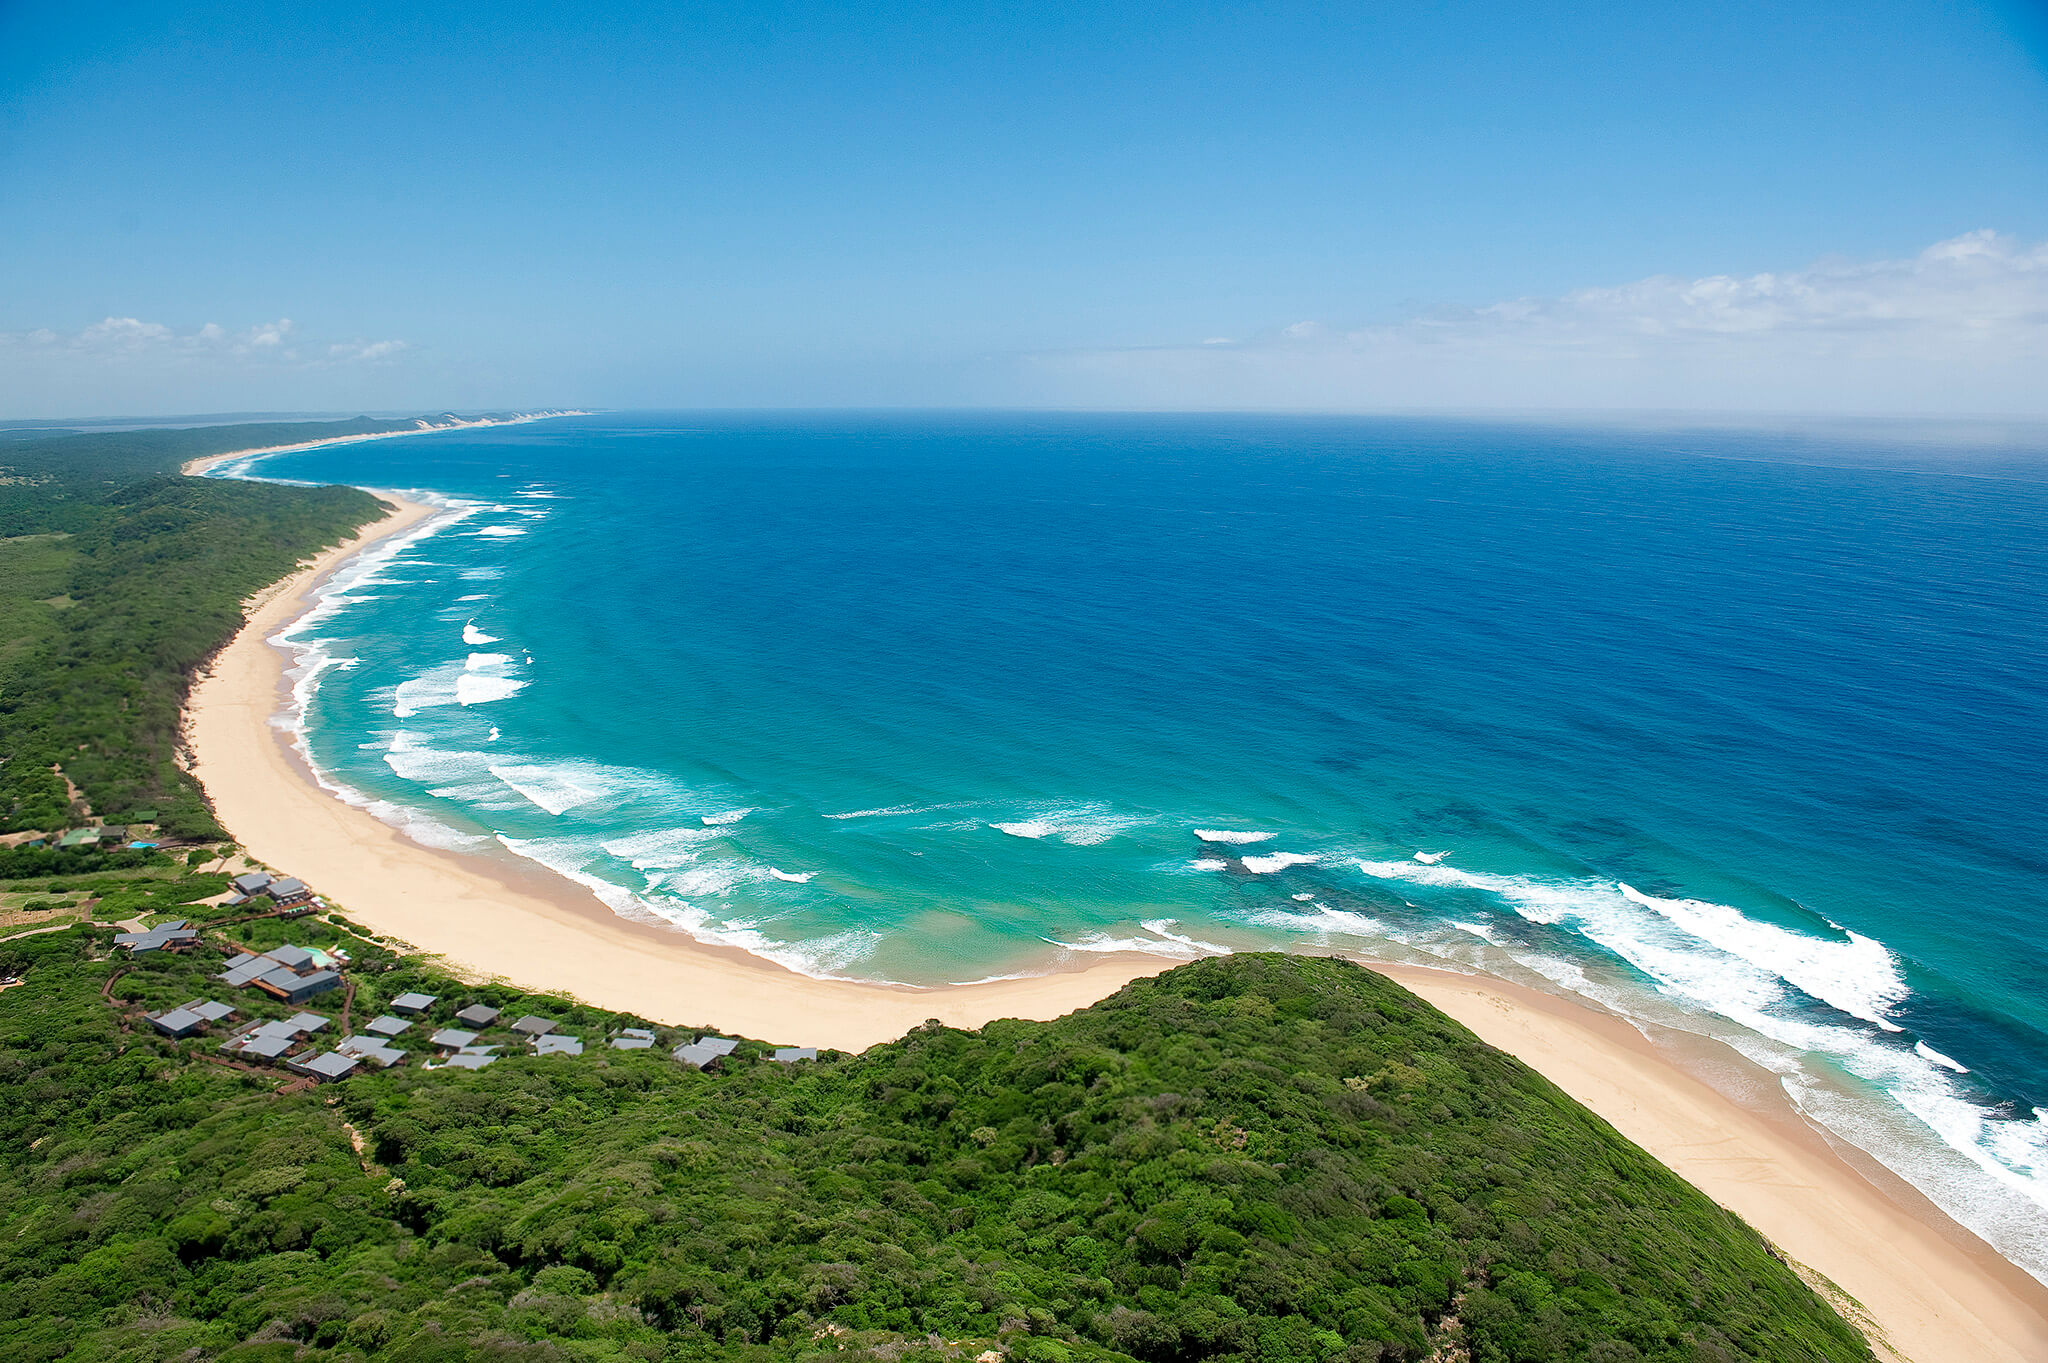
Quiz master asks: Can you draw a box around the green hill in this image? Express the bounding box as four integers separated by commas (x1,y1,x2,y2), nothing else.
0,925,1873,1363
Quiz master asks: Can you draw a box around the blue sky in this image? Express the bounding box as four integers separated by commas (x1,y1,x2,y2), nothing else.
2,0,2044,415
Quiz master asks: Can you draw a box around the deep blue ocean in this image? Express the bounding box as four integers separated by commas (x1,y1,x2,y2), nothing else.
212,411,2048,1277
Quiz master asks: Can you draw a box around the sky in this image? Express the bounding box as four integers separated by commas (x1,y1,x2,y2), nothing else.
1,0,2045,416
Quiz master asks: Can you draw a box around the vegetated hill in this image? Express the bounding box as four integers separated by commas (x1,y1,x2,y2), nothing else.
0,932,1874,1363
0,419,403,838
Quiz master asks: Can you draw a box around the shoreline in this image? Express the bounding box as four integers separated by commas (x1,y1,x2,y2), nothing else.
1383,964,2048,1363
182,485,2048,1362
186,492,1182,1050
178,410,587,479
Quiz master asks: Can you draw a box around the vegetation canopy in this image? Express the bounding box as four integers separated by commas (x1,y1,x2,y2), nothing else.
0,927,1872,1363
0,419,394,837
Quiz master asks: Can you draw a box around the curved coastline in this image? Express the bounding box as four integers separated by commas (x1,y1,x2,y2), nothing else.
182,477,2048,1363
177,410,587,479
186,490,1182,1049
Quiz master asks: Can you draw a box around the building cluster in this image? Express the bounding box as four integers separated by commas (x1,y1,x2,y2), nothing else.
129,922,822,1083
665,1036,812,1067
226,870,318,913
143,997,360,1083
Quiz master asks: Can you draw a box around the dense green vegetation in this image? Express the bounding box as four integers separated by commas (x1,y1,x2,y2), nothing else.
0,921,1873,1363
0,419,401,837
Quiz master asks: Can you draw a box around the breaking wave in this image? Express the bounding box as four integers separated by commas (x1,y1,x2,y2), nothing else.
1241,851,1319,874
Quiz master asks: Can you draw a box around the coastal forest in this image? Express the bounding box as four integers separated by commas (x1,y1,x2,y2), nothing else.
0,422,1875,1363
0,921,1876,1363
0,419,426,840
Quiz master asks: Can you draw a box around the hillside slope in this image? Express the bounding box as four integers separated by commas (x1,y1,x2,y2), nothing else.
0,930,1871,1363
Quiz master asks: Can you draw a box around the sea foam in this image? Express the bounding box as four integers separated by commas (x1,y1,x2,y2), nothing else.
457,674,527,706
1241,851,1318,874
989,805,1145,846
488,763,606,815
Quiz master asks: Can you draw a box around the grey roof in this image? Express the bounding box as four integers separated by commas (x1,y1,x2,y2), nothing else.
219,954,272,986
454,1003,500,1026
248,1019,300,1040
256,964,308,992
232,872,273,893
237,1034,295,1060
610,1035,655,1050
772,1047,818,1063
696,1036,740,1057
338,1036,406,1067
301,1051,358,1081
618,1027,656,1040
443,1052,497,1069
390,991,437,1014
151,1008,204,1036
187,999,236,1023
509,1015,556,1036
672,1041,729,1069
271,970,340,1001
115,924,198,954
430,1028,479,1049
266,944,315,970
532,1034,583,1056
364,1014,411,1037
457,1044,500,1055
284,1011,330,1033
269,878,308,897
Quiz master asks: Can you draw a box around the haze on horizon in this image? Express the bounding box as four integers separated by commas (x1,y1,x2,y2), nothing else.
3,0,2045,419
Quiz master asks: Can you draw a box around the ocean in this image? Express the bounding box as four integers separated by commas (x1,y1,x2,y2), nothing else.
208,410,2048,1279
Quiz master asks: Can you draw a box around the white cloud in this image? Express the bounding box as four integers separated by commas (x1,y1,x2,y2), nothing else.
0,314,407,368
1022,231,2048,415
327,338,409,362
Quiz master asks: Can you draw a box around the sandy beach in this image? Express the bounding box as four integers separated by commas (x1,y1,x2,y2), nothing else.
1386,965,2048,1363
177,411,583,479
184,491,2048,1363
186,493,1178,1049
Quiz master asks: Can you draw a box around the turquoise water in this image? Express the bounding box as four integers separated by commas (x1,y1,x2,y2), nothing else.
212,412,2048,1276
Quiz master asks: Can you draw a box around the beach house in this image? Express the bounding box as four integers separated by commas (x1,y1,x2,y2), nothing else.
672,1035,740,1069
288,1050,359,1083
114,921,199,956
337,1034,407,1068
219,943,342,1005
148,998,236,1037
